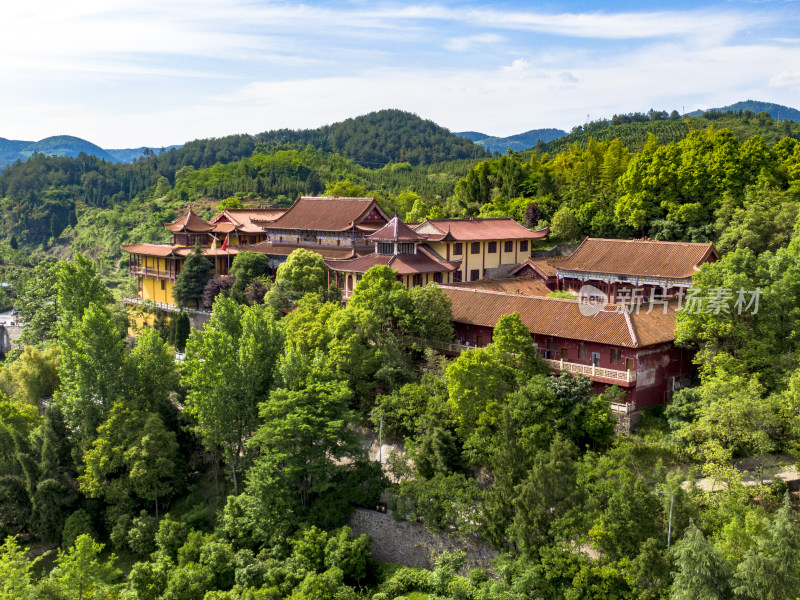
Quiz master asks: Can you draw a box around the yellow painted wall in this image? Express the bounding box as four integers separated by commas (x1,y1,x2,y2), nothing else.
140,276,176,305
428,239,529,281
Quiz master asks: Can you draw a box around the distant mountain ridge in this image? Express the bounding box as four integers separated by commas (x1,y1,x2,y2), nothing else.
457,128,567,153
685,100,800,122
0,135,182,170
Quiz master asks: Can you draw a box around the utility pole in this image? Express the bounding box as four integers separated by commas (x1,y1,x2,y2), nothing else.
658,490,675,548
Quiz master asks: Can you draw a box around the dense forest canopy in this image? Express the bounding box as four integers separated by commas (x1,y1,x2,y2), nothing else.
2,105,800,598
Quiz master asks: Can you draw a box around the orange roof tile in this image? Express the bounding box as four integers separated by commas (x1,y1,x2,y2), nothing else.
510,256,567,278
211,208,286,233
265,196,389,232
440,286,677,348
557,237,719,279
368,216,424,242
174,247,239,257
446,277,551,297
328,244,459,275
165,207,213,233
245,241,365,260
414,219,548,241
121,244,178,257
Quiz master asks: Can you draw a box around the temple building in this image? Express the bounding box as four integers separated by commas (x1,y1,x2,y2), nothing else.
326,216,461,297
413,218,549,282
245,196,391,269
122,197,550,308
440,285,690,409
518,237,720,302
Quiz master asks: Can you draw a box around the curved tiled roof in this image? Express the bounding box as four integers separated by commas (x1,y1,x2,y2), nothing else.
368,216,423,242
264,196,389,232
414,219,548,241
245,241,367,260
440,286,677,348
511,256,567,278
445,277,551,297
164,207,213,233
212,208,286,232
557,237,719,279
328,244,459,275
121,244,178,257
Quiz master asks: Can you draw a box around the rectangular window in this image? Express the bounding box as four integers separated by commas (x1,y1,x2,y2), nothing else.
579,344,589,360
488,241,497,253
453,271,462,283
470,269,480,281
356,273,363,281
412,274,423,286
470,242,480,254
611,348,622,364
504,241,513,253
433,272,443,284
453,243,463,255
160,280,166,291
520,240,529,252
377,242,393,254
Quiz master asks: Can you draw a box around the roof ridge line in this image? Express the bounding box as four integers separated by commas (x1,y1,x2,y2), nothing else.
623,309,639,347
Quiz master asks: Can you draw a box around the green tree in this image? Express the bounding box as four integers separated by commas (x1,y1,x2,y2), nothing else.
733,495,800,600
267,248,333,311
124,326,178,414
47,534,122,600
56,253,114,336
126,413,180,517
56,302,125,438
511,434,581,554
550,205,582,243
347,265,407,329
0,345,60,409
323,180,368,197
670,523,732,600
15,260,59,347
395,284,454,346
182,298,283,493
0,535,41,600
229,251,271,304
243,379,383,533
173,243,213,308
80,405,178,512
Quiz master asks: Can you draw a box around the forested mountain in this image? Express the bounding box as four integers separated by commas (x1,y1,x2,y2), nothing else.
3,104,800,599
0,135,182,170
543,108,800,154
686,99,800,121
458,128,567,153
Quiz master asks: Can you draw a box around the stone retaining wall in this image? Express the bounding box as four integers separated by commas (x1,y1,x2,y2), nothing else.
348,507,498,572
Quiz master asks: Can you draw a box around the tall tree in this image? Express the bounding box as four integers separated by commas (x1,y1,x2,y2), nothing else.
14,260,59,347
511,434,581,555
734,495,800,600
182,298,283,493
46,534,122,600
56,302,125,438
670,523,732,600
173,243,213,308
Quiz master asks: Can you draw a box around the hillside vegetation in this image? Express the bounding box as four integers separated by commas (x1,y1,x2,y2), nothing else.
544,109,800,154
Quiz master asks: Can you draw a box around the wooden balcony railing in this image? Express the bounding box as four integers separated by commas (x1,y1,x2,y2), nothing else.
543,358,636,384
129,266,178,280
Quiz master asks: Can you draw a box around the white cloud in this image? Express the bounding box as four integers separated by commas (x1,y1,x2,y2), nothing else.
444,33,504,52
2,1,798,146
770,70,800,88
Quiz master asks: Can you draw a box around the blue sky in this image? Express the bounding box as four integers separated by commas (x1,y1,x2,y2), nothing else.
2,0,799,147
